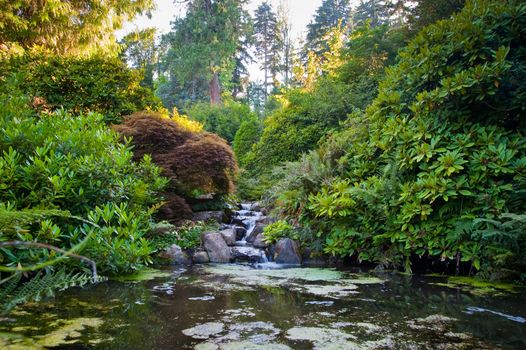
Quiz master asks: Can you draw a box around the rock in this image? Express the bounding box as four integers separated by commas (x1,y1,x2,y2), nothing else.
201,232,232,263
234,226,247,240
192,250,210,264
252,233,268,248
220,228,237,246
193,211,227,224
258,216,276,225
150,222,176,236
274,238,301,264
231,246,267,263
250,202,262,211
246,223,265,243
232,217,248,227
159,244,192,265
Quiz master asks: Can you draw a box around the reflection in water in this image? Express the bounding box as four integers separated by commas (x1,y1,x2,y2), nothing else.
1,265,525,349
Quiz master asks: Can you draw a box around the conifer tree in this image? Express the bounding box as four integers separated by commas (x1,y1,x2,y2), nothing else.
253,1,281,104
305,0,351,55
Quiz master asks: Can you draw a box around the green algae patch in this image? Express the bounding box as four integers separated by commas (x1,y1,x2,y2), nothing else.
0,332,45,350
36,317,103,347
113,268,173,282
433,276,520,296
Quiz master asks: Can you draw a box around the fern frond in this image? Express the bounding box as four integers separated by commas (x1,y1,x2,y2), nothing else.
1,269,107,314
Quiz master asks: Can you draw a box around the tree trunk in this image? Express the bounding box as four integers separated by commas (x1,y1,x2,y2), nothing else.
209,71,221,105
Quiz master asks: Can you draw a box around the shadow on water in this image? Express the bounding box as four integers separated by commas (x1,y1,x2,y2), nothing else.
1,264,525,349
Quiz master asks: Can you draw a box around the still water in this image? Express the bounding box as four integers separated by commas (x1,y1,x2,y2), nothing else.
1,264,525,349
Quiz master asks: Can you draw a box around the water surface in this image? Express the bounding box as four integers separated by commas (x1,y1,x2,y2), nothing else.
1,264,525,349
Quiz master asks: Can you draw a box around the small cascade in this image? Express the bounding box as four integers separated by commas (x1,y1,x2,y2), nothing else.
227,203,269,264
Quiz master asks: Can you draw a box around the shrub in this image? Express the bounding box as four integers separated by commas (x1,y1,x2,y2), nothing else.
0,79,167,275
0,53,161,122
232,116,262,167
114,112,238,221
270,0,526,281
263,220,297,244
186,100,256,143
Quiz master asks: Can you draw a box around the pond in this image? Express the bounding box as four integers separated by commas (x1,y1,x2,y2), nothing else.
1,264,525,349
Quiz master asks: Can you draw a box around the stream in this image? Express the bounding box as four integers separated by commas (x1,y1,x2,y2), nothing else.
1,206,525,349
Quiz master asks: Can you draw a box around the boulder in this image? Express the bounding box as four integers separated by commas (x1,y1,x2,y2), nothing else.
252,233,269,248
150,222,176,236
192,250,210,264
250,202,262,211
234,226,247,240
201,232,232,263
231,246,267,263
274,238,301,265
159,244,192,265
193,211,227,224
220,228,237,246
246,223,265,243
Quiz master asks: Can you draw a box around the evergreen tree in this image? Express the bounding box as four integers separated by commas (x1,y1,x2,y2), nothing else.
119,28,157,89
253,1,281,104
277,0,293,88
353,0,391,28
168,0,249,105
0,0,154,55
305,0,351,55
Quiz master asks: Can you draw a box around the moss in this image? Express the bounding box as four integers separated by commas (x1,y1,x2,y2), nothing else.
113,268,172,282
433,276,521,296
36,317,103,347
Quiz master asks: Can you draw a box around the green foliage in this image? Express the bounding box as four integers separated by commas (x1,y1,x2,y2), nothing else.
262,220,297,244
0,80,167,275
0,0,154,56
269,0,526,281
233,117,262,167
163,0,251,104
244,23,406,183
186,101,257,143
0,54,161,122
0,270,107,315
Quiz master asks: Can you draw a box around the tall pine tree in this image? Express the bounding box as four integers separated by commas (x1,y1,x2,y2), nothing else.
253,1,281,104
167,0,249,105
305,0,351,56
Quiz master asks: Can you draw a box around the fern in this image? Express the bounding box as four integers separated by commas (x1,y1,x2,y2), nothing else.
0,204,71,236
1,269,107,314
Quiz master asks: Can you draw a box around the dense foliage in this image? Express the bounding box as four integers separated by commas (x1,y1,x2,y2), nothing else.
186,101,257,143
0,54,161,122
243,24,406,187
114,112,238,221
0,0,153,56
269,0,526,281
0,79,167,276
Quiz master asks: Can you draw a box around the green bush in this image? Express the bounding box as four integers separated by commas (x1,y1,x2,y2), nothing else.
186,100,257,143
0,79,167,275
232,116,262,167
263,220,297,244
244,24,406,180
0,53,162,123
270,0,526,281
